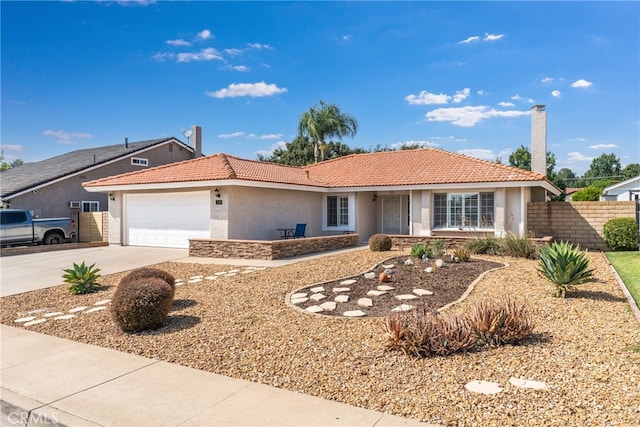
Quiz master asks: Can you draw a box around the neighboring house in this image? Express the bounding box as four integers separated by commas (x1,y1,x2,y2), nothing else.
1,128,202,218
600,175,640,201
84,149,561,249
564,187,580,201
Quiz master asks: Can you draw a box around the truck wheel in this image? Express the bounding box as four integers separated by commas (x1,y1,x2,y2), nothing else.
44,232,64,245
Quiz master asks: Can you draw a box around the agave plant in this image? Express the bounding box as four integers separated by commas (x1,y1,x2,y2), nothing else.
537,241,594,298
63,261,101,295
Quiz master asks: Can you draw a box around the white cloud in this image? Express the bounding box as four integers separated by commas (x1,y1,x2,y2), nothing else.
569,137,587,142
42,129,93,144
457,148,496,161
589,143,618,149
152,52,173,61
218,132,245,138
206,81,287,98
247,43,273,50
196,29,212,41
498,101,515,107
166,38,190,47
459,35,480,44
221,64,249,72
452,88,470,103
224,48,243,56
571,79,592,88
425,106,530,127
483,33,504,41
477,90,485,95
177,47,223,63
511,94,522,100
260,133,284,140
0,144,23,152
568,152,594,162
551,90,561,98
405,91,451,105
541,77,554,83
342,34,353,41
255,141,287,158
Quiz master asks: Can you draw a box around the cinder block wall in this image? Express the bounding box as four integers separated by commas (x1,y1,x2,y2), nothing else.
527,201,636,250
78,212,108,243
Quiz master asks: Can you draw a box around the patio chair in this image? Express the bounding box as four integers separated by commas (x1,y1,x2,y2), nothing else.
293,223,306,238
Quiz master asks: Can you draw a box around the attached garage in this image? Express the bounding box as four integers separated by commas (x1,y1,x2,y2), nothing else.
125,191,211,248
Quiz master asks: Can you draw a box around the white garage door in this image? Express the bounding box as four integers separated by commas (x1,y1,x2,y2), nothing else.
126,192,211,248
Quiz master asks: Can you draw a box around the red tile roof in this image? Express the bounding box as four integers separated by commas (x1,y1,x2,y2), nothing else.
84,149,551,189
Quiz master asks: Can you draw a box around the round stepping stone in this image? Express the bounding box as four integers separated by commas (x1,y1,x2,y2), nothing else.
509,377,548,390
382,264,395,269
15,316,37,323
319,301,337,311
94,300,111,306
309,293,326,301
392,304,414,312
291,293,308,299
377,285,395,291
343,310,367,317
310,286,325,293
358,298,373,307
413,289,434,296
367,290,387,297
363,272,376,279
69,306,88,313
24,319,47,326
332,287,351,293
395,294,418,301
85,307,106,314
306,305,324,313
465,380,503,395
291,297,309,304
43,312,65,318
340,279,357,286
335,295,349,303
54,314,76,320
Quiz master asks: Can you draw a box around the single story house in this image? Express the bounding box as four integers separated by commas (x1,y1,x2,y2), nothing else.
0,128,202,218
84,148,561,249
600,175,640,201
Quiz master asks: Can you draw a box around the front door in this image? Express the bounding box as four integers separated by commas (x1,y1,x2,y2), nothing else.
382,195,401,234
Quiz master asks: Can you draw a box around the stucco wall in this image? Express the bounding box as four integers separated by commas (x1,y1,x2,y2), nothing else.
527,201,637,250
356,191,378,242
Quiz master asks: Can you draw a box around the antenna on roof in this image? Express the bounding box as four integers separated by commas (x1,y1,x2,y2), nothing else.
181,129,193,144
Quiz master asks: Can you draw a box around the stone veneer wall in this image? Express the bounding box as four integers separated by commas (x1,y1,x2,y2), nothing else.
527,201,636,251
189,234,360,260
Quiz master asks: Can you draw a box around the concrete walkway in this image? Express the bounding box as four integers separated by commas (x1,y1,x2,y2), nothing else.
1,245,434,426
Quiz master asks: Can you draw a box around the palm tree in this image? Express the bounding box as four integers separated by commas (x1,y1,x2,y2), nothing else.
297,100,358,162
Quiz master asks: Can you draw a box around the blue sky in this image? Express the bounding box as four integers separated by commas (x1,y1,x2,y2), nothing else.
2,1,638,176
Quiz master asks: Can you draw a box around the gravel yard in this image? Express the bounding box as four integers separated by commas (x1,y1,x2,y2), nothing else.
2,248,639,426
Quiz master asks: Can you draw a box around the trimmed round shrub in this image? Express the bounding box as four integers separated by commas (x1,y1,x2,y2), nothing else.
603,217,639,251
369,233,392,251
110,278,174,333
120,268,176,298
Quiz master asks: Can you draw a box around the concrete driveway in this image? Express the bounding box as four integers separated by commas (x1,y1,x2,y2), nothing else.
0,245,188,297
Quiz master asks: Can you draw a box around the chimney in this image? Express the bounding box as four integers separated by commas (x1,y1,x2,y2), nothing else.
531,105,547,176
191,125,202,158
124,137,129,149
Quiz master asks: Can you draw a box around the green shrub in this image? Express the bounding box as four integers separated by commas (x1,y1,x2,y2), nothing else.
63,261,101,295
120,267,176,298
502,232,538,259
467,298,534,346
571,186,602,201
453,248,471,262
110,278,174,333
603,217,639,251
465,236,502,255
369,233,392,251
411,240,445,259
410,242,428,258
430,239,445,258
538,241,595,298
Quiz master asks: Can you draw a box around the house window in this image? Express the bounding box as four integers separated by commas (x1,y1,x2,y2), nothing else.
82,201,99,212
131,157,148,167
324,194,355,230
433,192,494,229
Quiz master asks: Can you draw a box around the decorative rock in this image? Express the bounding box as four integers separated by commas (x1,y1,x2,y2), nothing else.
340,279,357,286
291,297,309,304
24,319,47,326
309,293,326,301
358,298,373,307
367,290,387,297
69,306,88,313
509,377,548,390
291,293,308,299
333,287,351,293
85,307,106,314
465,380,504,395
310,286,325,293
335,295,349,303
395,294,418,301
377,285,395,291
43,312,65,318
413,289,434,296
404,259,414,266
319,301,337,311
392,304,414,312
424,267,434,273
94,300,111,305
305,305,324,313
379,272,392,283
363,272,376,279
382,264,395,269
435,259,445,268
54,314,76,320
384,269,395,275
343,310,367,317
15,316,37,323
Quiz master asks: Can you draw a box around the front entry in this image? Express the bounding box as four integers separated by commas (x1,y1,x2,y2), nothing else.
382,195,402,234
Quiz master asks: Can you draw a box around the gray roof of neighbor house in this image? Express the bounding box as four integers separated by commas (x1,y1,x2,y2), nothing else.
1,138,189,198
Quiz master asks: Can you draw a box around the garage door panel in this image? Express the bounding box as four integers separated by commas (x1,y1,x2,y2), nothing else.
126,192,210,248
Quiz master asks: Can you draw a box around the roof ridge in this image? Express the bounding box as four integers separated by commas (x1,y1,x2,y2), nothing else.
444,149,546,180
217,153,237,179
224,153,306,171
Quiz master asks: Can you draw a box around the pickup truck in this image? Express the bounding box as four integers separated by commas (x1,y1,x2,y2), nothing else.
0,209,76,246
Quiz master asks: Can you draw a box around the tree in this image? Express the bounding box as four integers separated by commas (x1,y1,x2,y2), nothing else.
257,136,366,166
297,100,358,163
571,179,617,201
622,163,640,180
508,145,556,176
557,168,577,185
0,151,24,171
578,153,622,186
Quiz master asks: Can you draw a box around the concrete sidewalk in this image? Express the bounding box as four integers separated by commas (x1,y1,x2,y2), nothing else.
1,325,429,427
